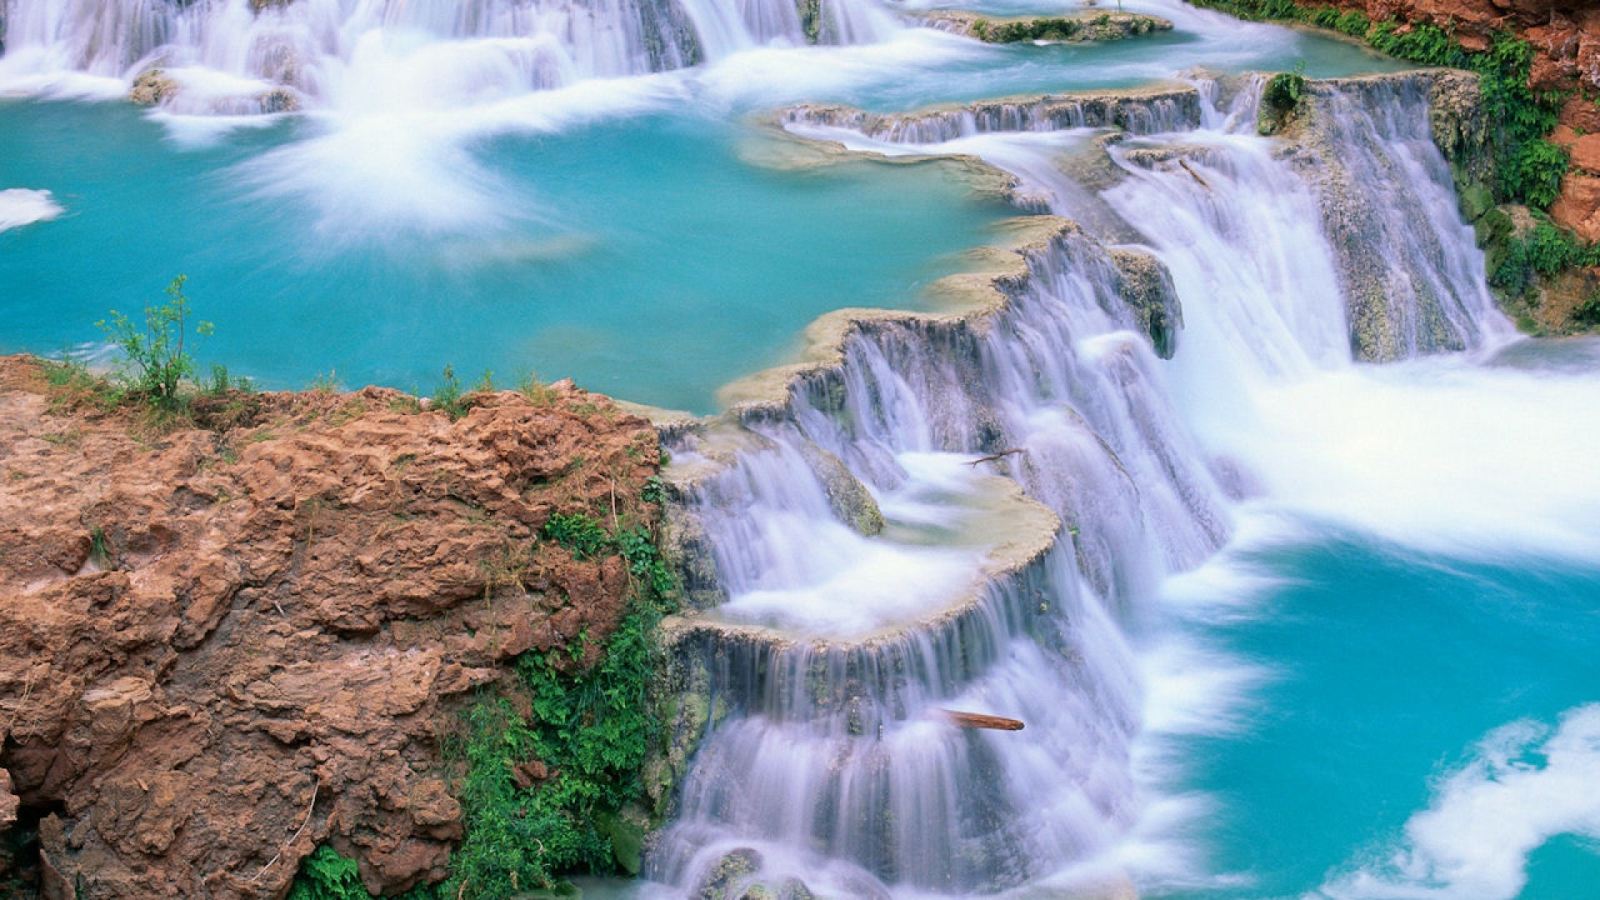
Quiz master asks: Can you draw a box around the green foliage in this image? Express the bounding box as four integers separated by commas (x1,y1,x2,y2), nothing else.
1504,139,1569,210
980,17,1083,43
541,512,612,561
97,275,213,409
1574,291,1600,327
445,501,677,899
40,356,121,412
1258,64,1307,135
88,526,111,566
206,363,254,395
1490,218,1600,294
1188,3,1569,208
288,847,368,900
641,475,667,506
432,365,470,420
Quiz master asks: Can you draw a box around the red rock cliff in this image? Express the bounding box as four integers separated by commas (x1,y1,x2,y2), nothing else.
0,357,660,898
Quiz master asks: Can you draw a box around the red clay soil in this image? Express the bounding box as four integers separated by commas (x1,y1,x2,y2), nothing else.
0,356,660,898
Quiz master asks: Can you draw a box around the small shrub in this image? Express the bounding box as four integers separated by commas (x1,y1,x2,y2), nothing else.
309,371,341,394
1258,64,1307,135
206,363,254,395
541,512,611,561
1503,139,1569,210
432,365,470,420
97,275,213,409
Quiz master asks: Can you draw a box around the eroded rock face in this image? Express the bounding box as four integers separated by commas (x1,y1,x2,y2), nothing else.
0,357,659,898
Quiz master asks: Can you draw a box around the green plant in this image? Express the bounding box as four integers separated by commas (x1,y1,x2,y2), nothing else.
444,505,677,898
518,374,559,408
97,275,213,409
541,512,611,561
1490,218,1600,294
1504,139,1569,210
40,357,120,412
1574,291,1600,327
205,363,254,395
432,365,470,420
640,475,667,506
1258,64,1307,134
309,371,341,394
89,526,111,567
288,846,368,900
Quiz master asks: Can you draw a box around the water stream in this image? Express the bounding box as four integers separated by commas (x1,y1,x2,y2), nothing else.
3,1,1598,897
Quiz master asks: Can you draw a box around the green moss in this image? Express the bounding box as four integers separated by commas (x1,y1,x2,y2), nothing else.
1258,66,1306,135
444,502,680,898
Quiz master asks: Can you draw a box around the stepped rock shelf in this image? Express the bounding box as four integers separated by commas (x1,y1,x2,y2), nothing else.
0,35,1546,898
638,65,1503,898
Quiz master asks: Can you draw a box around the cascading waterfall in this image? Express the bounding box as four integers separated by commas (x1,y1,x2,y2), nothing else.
0,0,901,112
649,72,1510,896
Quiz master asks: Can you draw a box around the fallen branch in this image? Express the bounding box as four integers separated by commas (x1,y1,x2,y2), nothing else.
1178,159,1211,191
253,776,319,882
967,448,1024,467
943,709,1025,731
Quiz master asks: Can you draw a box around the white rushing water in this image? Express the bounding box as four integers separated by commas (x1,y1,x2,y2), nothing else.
647,72,1548,897
0,0,900,112
8,4,1593,897
0,187,63,232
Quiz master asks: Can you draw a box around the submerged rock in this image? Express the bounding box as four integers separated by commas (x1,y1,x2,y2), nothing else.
695,847,762,899
925,10,1173,44
128,69,178,106
797,442,886,536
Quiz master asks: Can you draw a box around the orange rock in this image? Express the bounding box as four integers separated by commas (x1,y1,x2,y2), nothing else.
0,357,661,898
1567,133,1600,175
1551,172,1600,241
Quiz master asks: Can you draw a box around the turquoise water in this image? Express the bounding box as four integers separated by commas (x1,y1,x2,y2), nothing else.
0,7,1408,412
1159,527,1600,898
0,99,1009,412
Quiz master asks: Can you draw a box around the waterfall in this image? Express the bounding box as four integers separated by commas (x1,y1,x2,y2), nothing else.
0,0,902,113
650,71,1510,896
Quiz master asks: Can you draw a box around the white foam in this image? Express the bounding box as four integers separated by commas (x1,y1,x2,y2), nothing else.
0,189,65,232
1219,354,1600,561
1320,704,1600,900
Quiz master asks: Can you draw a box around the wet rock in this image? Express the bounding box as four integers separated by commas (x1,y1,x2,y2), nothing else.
258,87,300,114
925,10,1173,43
695,847,762,899
1110,248,1183,359
128,69,178,106
797,443,885,536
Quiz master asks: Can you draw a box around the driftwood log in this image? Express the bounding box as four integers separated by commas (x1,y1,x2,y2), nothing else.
943,709,1025,731
967,448,1024,467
